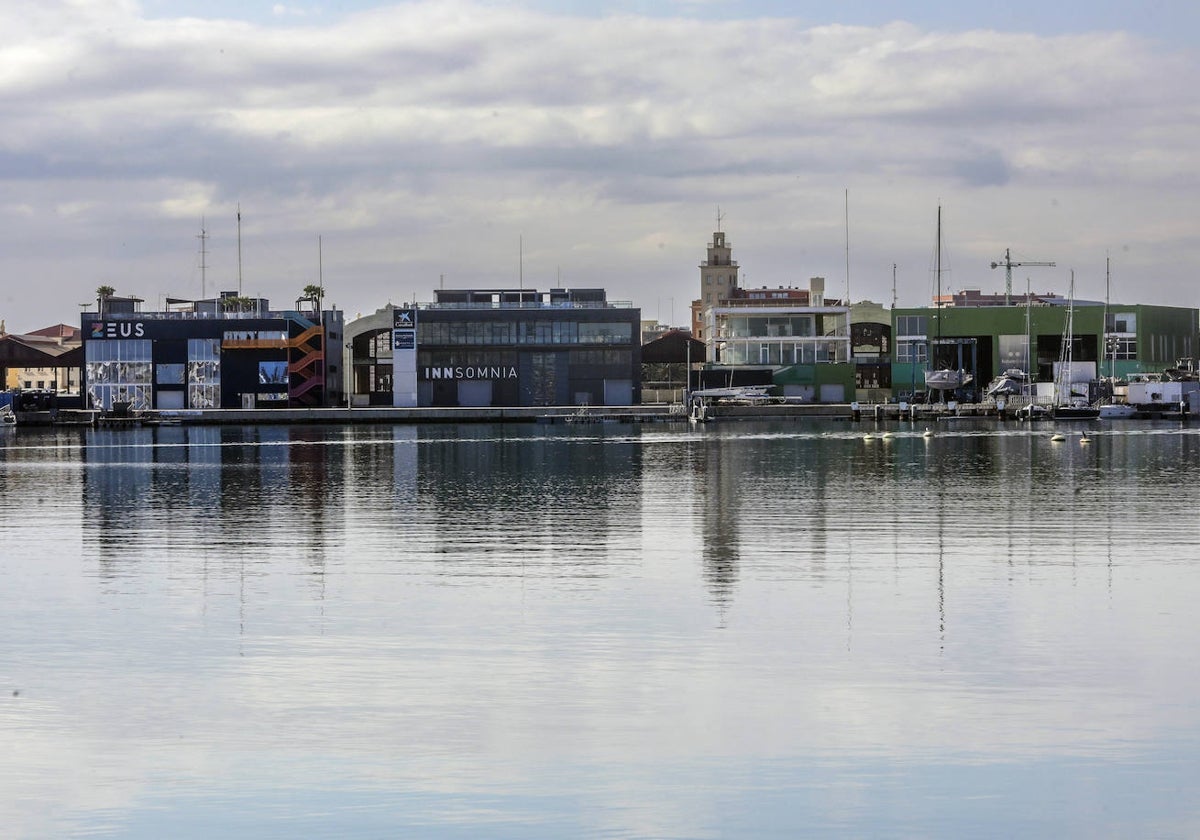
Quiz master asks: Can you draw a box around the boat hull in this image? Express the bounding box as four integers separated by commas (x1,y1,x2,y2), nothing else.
924,369,973,390
1051,406,1099,420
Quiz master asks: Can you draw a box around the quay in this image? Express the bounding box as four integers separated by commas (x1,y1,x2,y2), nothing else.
10,401,1027,427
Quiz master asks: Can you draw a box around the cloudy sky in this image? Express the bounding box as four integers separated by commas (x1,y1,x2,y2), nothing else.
3,0,1198,331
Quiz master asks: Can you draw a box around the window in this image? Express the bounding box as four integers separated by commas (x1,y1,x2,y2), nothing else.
1107,312,1136,334
85,339,153,410
187,339,221,409
156,364,185,385
897,340,928,364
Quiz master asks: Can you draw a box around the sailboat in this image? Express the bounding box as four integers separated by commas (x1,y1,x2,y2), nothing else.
1097,256,1136,419
1050,270,1099,420
924,206,973,393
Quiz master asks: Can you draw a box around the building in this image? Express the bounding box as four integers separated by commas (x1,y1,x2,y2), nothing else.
345,288,641,408
80,292,344,410
891,297,1199,401
689,228,855,401
1,324,82,393
691,230,741,341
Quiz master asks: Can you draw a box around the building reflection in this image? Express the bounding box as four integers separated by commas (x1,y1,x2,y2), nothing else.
81,425,345,592
413,426,645,579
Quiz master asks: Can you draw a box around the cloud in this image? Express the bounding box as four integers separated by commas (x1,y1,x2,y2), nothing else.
0,1,1197,328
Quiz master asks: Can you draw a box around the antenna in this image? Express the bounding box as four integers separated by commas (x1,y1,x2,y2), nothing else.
844,188,850,306
197,217,208,299
891,263,897,310
716,206,724,232
236,205,243,296
519,235,524,293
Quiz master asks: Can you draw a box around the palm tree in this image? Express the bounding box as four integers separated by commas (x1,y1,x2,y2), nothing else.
96,285,116,317
301,283,324,313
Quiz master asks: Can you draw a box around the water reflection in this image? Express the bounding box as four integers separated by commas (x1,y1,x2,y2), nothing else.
2,420,1199,838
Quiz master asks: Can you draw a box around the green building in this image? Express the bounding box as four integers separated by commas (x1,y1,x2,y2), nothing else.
891,297,1199,400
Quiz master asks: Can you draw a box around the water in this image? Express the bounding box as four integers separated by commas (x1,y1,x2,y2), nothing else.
2,420,1199,838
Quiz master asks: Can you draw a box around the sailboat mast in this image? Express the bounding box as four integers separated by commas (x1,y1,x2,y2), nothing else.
934,205,942,360
1105,255,1113,380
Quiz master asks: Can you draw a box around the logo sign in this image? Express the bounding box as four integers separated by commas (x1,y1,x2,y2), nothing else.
394,332,416,350
393,308,416,328
90,322,146,339
422,366,518,381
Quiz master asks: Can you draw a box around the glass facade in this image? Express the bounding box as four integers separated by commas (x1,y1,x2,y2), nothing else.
719,315,815,338
188,339,221,409
418,320,631,346
717,341,826,366
85,340,153,410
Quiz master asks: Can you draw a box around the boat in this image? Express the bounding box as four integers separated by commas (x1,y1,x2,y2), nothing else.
926,368,973,390
924,206,974,394
985,369,1030,398
1016,403,1050,421
1098,403,1136,420
1050,271,1099,420
1096,255,1137,420
0,405,15,428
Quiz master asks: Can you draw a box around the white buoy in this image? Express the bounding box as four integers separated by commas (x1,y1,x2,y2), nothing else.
1080,432,1091,445
1051,432,1065,442
922,427,934,438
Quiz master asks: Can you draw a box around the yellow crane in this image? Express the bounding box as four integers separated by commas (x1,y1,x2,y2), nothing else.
991,248,1055,306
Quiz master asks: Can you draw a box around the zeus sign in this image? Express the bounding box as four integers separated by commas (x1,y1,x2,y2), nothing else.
90,321,147,338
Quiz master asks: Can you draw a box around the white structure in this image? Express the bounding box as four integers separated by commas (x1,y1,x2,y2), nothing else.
704,277,851,366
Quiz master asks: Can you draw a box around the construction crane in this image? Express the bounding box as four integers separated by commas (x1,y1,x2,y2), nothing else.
991,248,1055,306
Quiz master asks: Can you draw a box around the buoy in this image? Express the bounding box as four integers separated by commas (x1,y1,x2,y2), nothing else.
1051,432,1065,442
863,433,876,442
882,431,894,439
922,428,934,438
1080,432,1091,445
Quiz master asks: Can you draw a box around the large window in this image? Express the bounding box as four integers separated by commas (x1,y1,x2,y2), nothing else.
85,339,152,410
721,316,814,339
1106,312,1136,334
897,340,928,364
896,316,928,337
577,322,631,344
188,339,221,409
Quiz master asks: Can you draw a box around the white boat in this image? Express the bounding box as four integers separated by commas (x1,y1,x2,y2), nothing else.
925,368,974,390
0,405,16,428
1098,403,1136,419
985,369,1029,398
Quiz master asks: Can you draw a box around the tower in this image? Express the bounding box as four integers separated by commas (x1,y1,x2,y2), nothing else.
693,227,740,340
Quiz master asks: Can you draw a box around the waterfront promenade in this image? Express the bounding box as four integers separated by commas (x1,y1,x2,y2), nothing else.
10,400,1084,426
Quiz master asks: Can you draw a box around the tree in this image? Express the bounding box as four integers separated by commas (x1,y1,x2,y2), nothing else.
96,285,116,317
220,295,255,313
300,283,324,313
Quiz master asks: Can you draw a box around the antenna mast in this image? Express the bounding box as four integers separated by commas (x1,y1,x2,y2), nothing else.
197,217,208,300
844,188,850,306
237,205,243,296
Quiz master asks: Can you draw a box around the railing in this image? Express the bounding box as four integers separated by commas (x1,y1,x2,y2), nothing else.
419,301,634,311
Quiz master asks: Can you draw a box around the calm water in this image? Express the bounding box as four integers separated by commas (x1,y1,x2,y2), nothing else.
2,419,1199,838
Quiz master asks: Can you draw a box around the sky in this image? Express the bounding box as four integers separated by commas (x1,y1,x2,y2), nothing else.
3,0,1199,331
